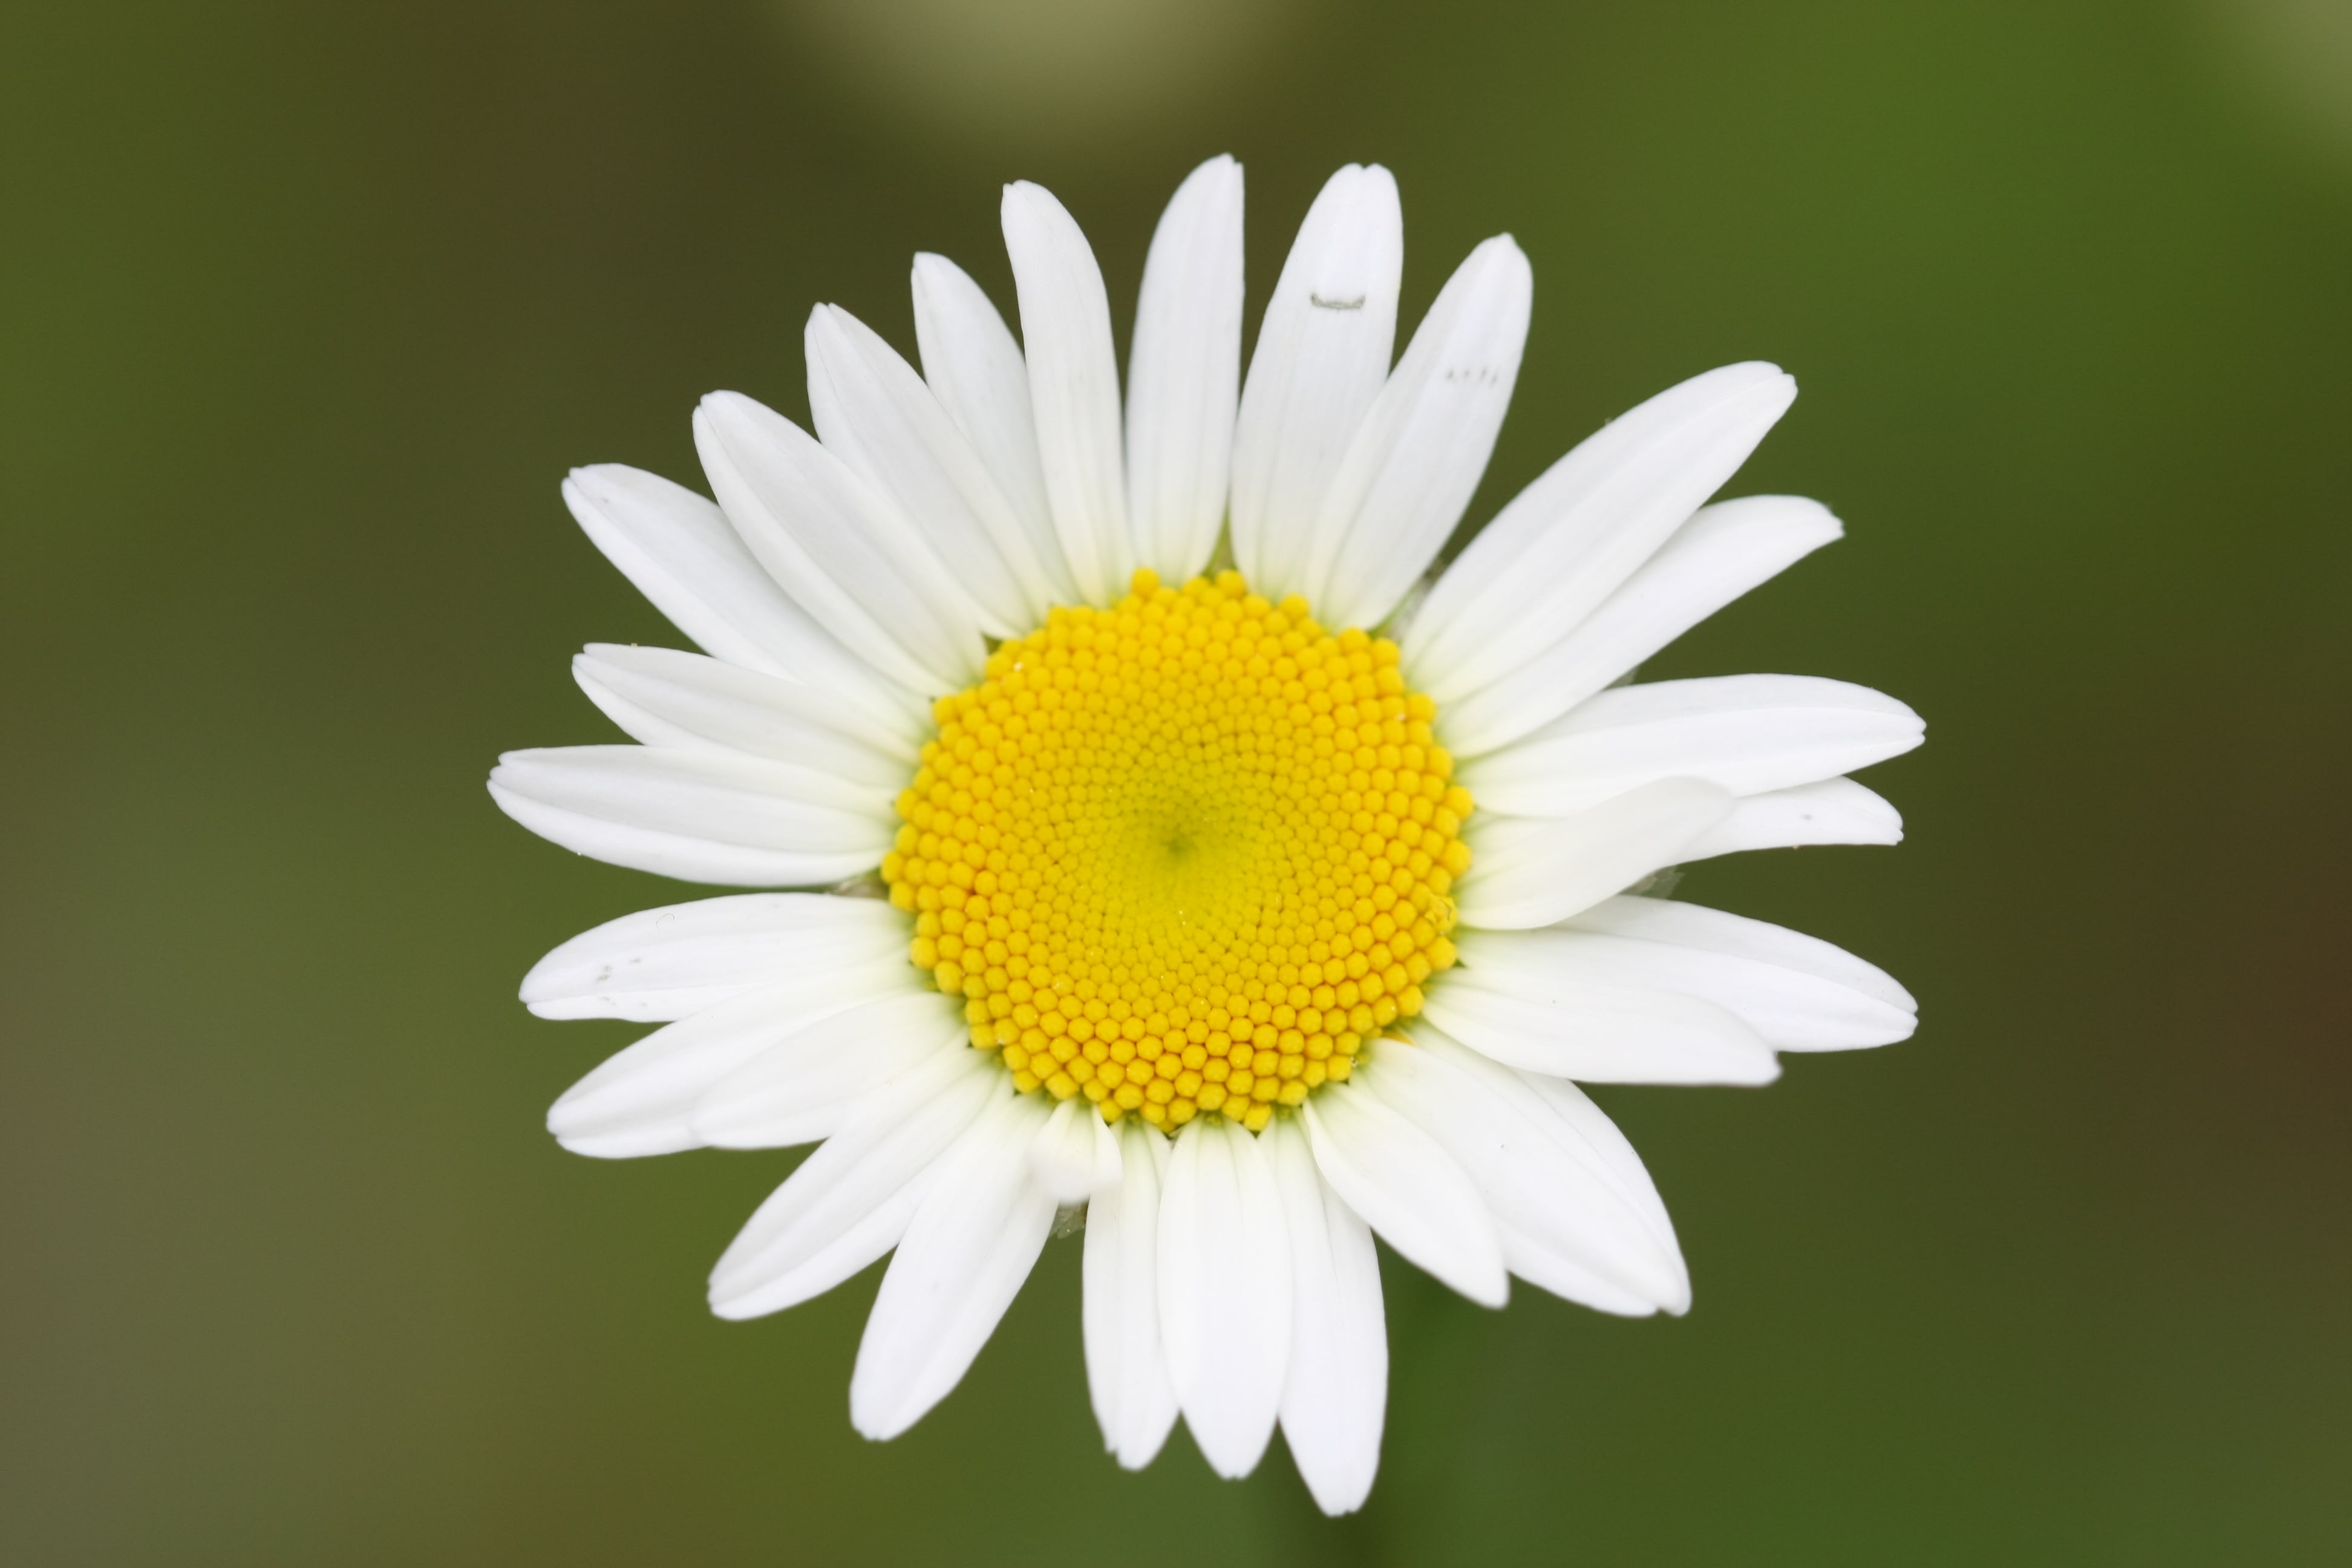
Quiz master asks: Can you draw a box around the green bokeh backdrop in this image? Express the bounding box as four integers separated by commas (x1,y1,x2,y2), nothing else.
4,2,2347,1563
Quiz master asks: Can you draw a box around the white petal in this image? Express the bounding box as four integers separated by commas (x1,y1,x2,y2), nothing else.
850,1090,1056,1439
1229,165,1402,599
1442,496,1844,758
1126,155,1244,584
1269,1117,1386,1516
489,745,890,888
1027,1094,1113,1204
1678,777,1904,860
805,304,1061,630
560,465,919,729
1545,895,1916,1050
1374,1033,1685,1313
1002,181,1132,606
1564,893,1915,1009
544,962,919,1158
1159,1117,1292,1477
1083,1119,1180,1469
1092,1114,1127,1194
1410,363,1798,702
1304,235,1532,629
520,890,908,1022
1425,939,1779,1085
573,643,915,782
909,252,1077,602
1303,1077,1507,1307
707,1045,1002,1320
1503,1058,1687,1302
691,990,968,1150
1416,1028,1690,1312
1454,779,1733,930
694,391,986,693
1460,674,1923,817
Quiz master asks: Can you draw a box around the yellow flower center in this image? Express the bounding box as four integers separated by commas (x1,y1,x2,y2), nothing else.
881,569,1472,1133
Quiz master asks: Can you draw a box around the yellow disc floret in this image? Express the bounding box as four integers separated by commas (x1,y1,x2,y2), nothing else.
881,568,1472,1134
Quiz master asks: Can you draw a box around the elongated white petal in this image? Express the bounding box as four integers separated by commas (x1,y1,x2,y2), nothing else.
1230,165,1402,598
1373,1034,1685,1313
1500,1056,1687,1301
1411,363,1798,702
1027,1094,1114,1204
694,391,985,693
1462,675,1922,817
1083,1119,1180,1469
1442,496,1844,757
1678,777,1903,860
691,990,968,1149
1305,235,1532,629
1415,1028,1690,1312
850,1091,1056,1439
1425,942,1780,1085
806,304,1059,630
1093,1114,1126,1194
1563,893,1915,1010
1270,1117,1386,1515
1160,1117,1292,1477
909,252,1076,602
1455,779,1733,930
520,891,909,1022
573,644,914,783
560,465,918,731
708,1047,1002,1320
489,746,890,888
1002,181,1132,605
1127,155,1244,583
1538,896,1916,1050
544,962,919,1157
1304,1077,1507,1307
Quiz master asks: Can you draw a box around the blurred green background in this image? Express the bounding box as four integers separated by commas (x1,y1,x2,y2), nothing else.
4,1,2347,1563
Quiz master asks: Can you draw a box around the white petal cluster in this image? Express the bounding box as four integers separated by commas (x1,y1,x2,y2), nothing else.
491,156,1921,1515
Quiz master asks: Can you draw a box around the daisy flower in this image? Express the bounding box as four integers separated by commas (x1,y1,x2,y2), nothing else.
491,157,1921,1514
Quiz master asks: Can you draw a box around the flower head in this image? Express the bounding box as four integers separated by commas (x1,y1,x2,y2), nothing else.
491,157,1922,1514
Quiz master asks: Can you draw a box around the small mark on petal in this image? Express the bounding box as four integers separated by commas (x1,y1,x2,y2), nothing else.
1310,293,1366,310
